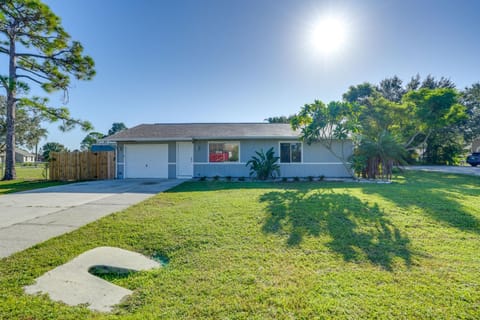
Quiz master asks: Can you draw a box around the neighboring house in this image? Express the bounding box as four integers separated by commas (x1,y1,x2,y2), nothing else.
15,149,36,163
106,123,353,179
472,138,480,152
1,149,36,163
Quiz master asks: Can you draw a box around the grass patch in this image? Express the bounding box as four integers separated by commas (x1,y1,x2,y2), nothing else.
0,164,65,195
0,171,479,318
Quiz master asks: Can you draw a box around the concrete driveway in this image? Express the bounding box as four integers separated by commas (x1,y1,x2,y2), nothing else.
405,165,480,177
0,179,184,258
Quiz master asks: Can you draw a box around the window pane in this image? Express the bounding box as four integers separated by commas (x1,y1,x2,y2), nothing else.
291,143,302,163
280,143,291,163
209,143,239,162
225,143,239,162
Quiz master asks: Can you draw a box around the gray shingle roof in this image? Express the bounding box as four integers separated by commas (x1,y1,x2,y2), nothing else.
15,149,35,157
106,123,300,141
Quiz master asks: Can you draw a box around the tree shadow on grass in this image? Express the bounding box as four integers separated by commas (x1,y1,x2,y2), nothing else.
0,180,65,195
363,172,480,235
260,189,412,271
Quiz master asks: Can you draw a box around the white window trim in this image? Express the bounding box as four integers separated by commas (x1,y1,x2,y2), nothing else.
278,141,303,164
207,141,241,163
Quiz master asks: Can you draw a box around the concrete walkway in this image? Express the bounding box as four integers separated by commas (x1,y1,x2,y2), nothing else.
405,165,480,177
25,246,162,312
0,179,184,258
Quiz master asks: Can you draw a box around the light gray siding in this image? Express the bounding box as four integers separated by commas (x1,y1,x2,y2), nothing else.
193,141,208,162
194,163,250,177
239,139,282,162
303,141,353,163
279,164,350,177
117,139,353,179
192,139,352,178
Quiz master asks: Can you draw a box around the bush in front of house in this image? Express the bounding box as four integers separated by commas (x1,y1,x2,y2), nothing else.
246,147,280,180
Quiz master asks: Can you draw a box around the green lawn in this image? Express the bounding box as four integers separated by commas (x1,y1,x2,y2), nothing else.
0,164,64,195
0,171,479,319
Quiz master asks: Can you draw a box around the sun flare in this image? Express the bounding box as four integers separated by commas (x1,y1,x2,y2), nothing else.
310,16,348,55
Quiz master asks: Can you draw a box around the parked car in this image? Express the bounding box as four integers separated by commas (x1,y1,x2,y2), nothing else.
466,152,480,167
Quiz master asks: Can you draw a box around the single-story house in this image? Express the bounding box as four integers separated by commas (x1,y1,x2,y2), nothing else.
0,149,36,163
105,123,353,179
15,149,36,163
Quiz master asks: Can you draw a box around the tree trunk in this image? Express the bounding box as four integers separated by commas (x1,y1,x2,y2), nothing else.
3,36,16,180
35,141,39,162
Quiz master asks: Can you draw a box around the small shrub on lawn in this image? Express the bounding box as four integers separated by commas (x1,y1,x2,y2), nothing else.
213,175,220,181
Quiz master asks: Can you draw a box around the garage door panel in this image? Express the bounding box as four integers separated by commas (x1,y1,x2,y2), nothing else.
125,144,168,178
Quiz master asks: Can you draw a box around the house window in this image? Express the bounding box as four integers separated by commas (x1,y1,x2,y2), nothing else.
209,142,239,162
280,142,302,163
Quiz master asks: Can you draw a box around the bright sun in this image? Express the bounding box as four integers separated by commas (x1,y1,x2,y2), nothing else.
310,16,348,55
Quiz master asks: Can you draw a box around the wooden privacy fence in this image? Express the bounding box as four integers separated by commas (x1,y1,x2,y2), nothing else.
49,151,115,181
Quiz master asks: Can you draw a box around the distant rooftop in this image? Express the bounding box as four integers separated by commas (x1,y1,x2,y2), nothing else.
15,149,35,156
106,123,300,141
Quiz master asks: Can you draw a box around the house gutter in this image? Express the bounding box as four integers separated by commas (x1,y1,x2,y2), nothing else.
106,136,302,142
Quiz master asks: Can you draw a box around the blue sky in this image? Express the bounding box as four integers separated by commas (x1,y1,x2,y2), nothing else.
37,0,480,149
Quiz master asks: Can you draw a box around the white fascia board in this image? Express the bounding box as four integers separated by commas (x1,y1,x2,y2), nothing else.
107,138,193,142
192,136,300,140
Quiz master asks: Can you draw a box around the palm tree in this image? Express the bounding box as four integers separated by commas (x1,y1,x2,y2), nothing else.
246,147,280,180
354,131,407,180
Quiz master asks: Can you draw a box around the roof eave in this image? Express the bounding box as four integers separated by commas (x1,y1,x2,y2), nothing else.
106,137,194,142
106,136,300,142
193,135,300,140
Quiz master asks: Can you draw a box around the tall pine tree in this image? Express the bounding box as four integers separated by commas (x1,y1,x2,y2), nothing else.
0,0,95,180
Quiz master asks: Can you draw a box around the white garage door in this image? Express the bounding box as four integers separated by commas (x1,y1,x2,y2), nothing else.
125,144,168,178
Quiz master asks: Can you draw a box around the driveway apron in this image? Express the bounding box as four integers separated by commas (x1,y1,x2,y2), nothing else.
0,179,184,258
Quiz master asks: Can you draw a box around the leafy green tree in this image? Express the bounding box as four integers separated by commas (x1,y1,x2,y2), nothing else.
402,88,466,157
343,82,376,105
0,0,95,180
377,76,405,102
107,122,127,136
291,100,357,177
461,83,480,145
23,115,48,161
405,74,421,91
420,75,455,89
42,141,67,161
264,116,294,124
246,147,280,180
0,95,47,158
344,76,468,165
80,132,105,151
423,128,465,165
